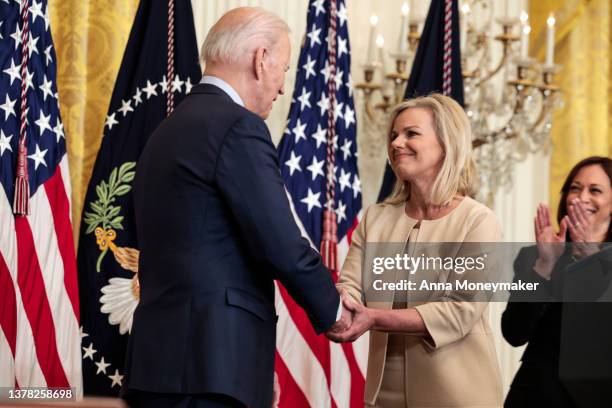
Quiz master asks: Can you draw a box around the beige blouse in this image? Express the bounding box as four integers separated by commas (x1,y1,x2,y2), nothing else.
337,197,503,407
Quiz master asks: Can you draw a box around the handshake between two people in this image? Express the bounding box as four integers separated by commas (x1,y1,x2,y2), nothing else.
325,289,374,343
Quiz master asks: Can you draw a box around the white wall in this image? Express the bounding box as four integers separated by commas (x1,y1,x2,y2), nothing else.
191,0,548,398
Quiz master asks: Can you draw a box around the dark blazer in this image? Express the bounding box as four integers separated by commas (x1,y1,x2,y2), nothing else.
502,245,612,408
502,247,575,408
123,83,340,407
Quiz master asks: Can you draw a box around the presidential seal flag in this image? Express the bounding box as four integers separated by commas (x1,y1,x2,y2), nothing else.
0,0,81,393
76,0,201,395
276,0,367,406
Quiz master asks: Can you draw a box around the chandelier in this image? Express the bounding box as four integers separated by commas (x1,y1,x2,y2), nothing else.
355,0,563,205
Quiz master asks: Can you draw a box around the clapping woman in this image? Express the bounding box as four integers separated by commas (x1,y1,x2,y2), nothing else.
502,156,612,407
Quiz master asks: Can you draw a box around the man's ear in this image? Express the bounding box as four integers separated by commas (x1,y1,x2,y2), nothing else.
253,47,266,81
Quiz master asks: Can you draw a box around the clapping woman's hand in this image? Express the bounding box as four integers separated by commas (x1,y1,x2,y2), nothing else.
567,199,600,258
533,204,568,279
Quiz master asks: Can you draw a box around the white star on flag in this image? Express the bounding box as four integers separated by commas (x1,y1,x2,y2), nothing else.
3,58,20,85
347,74,354,97
0,94,16,120
0,130,13,157
108,370,123,388
338,168,352,192
42,3,51,30
34,110,52,135
338,37,348,59
44,45,52,65
118,99,134,117
29,0,44,24
338,3,348,27
340,139,353,160
24,69,35,91
320,60,332,83
306,24,321,47
292,118,307,143
143,80,158,98
302,55,316,80
39,74,54,101
335,200,347,222
311,124,327,149
297,87,311,111
316,92,330,116
82,344,97,360
344,105,355,129
300,188,322,212
27,144,48,170
133,88,143,106
306,155,325,181
95,357,111,375
334,69,344,89
159,75,169,93
284,151,302,176
54,119,64,142
10,24,22,51
311,0,325,16
185,77,194,93
171,75,184,92
352,174,362,198
27,32,39,57
333,101,344,121
105,113,118,130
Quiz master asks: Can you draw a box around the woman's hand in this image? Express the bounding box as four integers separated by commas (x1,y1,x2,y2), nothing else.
567,199,600,258
326,297,375,343
533,203,568,279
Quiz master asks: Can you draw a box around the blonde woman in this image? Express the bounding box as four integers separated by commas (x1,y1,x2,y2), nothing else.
333,94,503,407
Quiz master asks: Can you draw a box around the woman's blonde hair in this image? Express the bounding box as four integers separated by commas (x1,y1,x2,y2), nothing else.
384,93,478,206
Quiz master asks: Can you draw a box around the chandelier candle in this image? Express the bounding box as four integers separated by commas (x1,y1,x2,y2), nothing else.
546,14,555,66
367,14,379,65
397,2,410,55
520,11,530,59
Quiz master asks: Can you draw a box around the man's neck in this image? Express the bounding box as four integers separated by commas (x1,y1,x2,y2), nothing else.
203,67,250,104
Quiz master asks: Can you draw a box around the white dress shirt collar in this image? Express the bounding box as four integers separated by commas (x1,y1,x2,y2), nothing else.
200,75,244,107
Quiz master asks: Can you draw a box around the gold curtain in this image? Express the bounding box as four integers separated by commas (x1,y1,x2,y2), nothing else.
530,0,611,218
49,0,139,244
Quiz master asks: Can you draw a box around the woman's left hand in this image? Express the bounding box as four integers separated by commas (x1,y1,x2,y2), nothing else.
327,297,376,343
567,199,600,257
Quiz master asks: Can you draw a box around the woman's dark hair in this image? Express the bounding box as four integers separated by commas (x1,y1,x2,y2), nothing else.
557,156,612,241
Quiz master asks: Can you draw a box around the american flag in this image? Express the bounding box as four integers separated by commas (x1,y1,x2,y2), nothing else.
0,0,82,393
275,0,367,406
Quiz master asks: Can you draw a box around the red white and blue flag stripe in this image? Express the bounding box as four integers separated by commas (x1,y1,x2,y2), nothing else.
0,0,81,393
276,0,367,406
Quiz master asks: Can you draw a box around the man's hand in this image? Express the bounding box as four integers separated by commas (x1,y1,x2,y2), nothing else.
326,303,352,339
325,290,353,342
328,296,375,343
271,372,280,407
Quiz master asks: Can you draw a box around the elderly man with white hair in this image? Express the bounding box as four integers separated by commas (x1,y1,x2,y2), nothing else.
122,7,350,408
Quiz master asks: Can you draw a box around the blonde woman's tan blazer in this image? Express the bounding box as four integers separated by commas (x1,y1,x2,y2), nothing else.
338,197,503,407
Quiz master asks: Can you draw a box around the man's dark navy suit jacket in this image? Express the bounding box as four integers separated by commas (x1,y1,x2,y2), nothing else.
123,83,340,407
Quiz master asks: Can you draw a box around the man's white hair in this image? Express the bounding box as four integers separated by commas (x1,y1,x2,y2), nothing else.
201,7,290,66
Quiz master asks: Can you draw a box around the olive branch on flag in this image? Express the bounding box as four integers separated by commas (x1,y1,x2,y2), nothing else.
83,161,136,272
